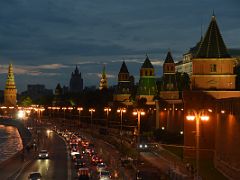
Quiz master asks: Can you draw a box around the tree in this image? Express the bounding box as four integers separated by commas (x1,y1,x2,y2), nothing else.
19,96,33,107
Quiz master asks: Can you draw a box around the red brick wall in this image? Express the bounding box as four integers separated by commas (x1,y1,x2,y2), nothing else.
183,91,216,159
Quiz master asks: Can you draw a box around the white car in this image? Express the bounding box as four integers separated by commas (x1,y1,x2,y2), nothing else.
99,170,111,180
38,150,49,159
96,162,107,172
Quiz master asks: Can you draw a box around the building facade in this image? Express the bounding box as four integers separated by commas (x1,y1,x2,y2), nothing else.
21,84,53,101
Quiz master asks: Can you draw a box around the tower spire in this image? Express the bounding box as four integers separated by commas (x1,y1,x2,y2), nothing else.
195,13,230,58
99,64,108,90
4,63,17,106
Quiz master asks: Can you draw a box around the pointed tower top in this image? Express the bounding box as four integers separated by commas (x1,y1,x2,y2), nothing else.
5,63,16,90
99,64,108,90
74,65,79,74
212,9,215,18
56,83,62,90
142,55,153,68
102,64,106,77
119,61,129,74
164,51,174,63
195,14,231,58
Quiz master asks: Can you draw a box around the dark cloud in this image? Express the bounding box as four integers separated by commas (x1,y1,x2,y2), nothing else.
0,0,239,91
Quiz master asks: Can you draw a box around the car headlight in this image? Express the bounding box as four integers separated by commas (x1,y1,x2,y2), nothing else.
39,154,41,157
139,144,143,148
144,144,148,148
46,154,48,157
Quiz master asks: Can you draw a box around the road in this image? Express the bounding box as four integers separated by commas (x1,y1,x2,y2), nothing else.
17,128,70,180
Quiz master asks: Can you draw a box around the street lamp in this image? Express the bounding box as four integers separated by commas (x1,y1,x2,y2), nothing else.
186,109,209,180
77,107,83,129
89,108,95,130
68,107,74,131
133,109,145,147
104,107,111,128
117,108,126,152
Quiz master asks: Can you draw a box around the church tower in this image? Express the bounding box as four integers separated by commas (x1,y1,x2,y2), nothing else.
136,55,157,104
99,65,108,90
191,14,237,90
4,63,17,106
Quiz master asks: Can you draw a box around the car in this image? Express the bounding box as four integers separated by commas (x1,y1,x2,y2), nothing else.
96,162,107,172
73,153,84,161
91,155,103,165
38,150,49,159
71,149,80,156
99,170,111,180
28,172,42,180
77,167,90,180
75,159,86,169
137,143,149,151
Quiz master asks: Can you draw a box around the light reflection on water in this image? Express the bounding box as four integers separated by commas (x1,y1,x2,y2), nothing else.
0,125,23,163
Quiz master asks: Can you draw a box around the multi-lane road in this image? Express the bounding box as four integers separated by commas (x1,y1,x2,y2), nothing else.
17,128,70,180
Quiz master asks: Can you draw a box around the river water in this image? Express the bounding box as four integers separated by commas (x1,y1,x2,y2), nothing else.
0,125,23,163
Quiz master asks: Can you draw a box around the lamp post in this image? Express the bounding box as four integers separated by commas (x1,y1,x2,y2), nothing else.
68,107,73,131
89,108,95,130
104,107,111,128
77,107,83,129
133,109,145,147
186,110,209,180
117,108,126,152
62,107,67,127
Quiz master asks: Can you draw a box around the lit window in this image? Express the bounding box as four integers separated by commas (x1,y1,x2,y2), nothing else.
210,64,217,72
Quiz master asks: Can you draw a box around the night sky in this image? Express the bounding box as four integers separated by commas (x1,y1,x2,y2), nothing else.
0,0,239,92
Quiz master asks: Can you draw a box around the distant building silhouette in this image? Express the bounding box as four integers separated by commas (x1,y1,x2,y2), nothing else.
21,84,52,101
69,66,83,93
99,65,108,90
52,83,64,106
4,64,17,106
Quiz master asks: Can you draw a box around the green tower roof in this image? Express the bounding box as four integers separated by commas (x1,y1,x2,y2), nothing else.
195,14,231,58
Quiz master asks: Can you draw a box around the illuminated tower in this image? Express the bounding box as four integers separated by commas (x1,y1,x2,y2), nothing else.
4,63,17,106
191,14,236,90
99,65,108,90
136,55,157,104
